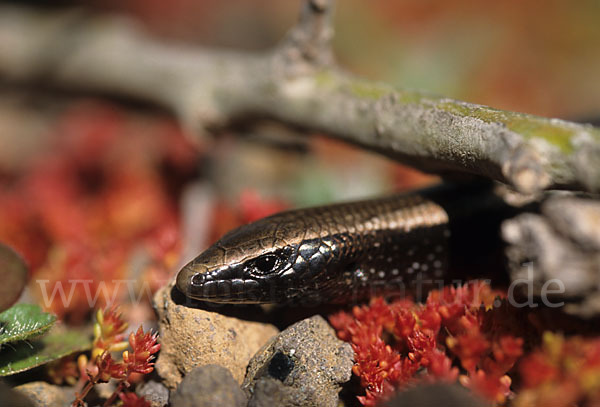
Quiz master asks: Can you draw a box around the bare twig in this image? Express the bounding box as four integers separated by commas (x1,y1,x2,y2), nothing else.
275,0,335,73
0,2,599,194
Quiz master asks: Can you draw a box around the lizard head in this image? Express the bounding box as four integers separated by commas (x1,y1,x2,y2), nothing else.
176,213,325,304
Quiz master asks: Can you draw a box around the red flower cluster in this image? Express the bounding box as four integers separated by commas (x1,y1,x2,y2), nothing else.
329,281,523,406
72,306,160,407
93,326,160,383
514,332,600,407
92,307,130,360
122,327,161,375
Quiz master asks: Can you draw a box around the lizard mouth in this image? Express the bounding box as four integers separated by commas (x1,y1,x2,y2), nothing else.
176,264,271,303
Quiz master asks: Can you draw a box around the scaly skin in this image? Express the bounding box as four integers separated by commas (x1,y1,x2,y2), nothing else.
176,183,509,304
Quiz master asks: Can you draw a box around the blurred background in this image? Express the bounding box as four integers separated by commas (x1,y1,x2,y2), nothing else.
93,0,600,118
0,0,599,321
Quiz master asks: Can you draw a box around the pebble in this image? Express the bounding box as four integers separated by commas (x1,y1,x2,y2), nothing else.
243,315,354,407
170,364,247,407
13,381,67,407
247,377,303,407
137,380,170,407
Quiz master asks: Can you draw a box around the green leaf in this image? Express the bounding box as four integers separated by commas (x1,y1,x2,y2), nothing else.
0,243,28,312
0,327,91,376
0,304,56,345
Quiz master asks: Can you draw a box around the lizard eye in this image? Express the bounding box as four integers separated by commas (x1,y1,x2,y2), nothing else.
248,254,282,275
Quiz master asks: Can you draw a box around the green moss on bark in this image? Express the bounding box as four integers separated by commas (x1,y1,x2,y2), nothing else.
434,101,599,154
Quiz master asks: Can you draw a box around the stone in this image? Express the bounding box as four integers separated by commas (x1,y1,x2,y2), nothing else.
0,382,34,407
170,364,247,407
14,381,67,407
137,380,169,407
247,377,302,407
243,315,354,407
153,278,279,388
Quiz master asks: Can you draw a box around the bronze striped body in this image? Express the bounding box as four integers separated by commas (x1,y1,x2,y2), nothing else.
176,183,507,304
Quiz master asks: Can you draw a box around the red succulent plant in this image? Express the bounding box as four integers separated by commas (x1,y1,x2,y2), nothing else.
330,281,523,406
72,306,160,407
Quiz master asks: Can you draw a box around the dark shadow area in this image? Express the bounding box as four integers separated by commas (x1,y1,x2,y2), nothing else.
170,282,357,330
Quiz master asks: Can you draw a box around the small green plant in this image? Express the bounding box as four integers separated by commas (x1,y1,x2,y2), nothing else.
0,304,91,376
0,243,91,376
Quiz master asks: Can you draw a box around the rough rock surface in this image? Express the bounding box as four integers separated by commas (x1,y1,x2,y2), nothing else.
137,380,170,407
170,364,247,407
247,377,303,407
14,381,67,407
153,279,279,388
243,315,354,407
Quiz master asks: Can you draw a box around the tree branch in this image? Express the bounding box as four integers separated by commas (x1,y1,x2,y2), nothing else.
0,3,599,194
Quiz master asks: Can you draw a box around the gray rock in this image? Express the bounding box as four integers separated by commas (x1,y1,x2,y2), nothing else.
170,364,247,407
382,383,486,407
137,380,169,407
243,315,354,407
0,381,35,407
13,381,66,407
247,377,304,407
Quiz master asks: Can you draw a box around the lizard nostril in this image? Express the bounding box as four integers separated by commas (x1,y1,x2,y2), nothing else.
191,272,207,286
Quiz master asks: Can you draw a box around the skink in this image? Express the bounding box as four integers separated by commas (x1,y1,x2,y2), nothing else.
176,183,510,304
